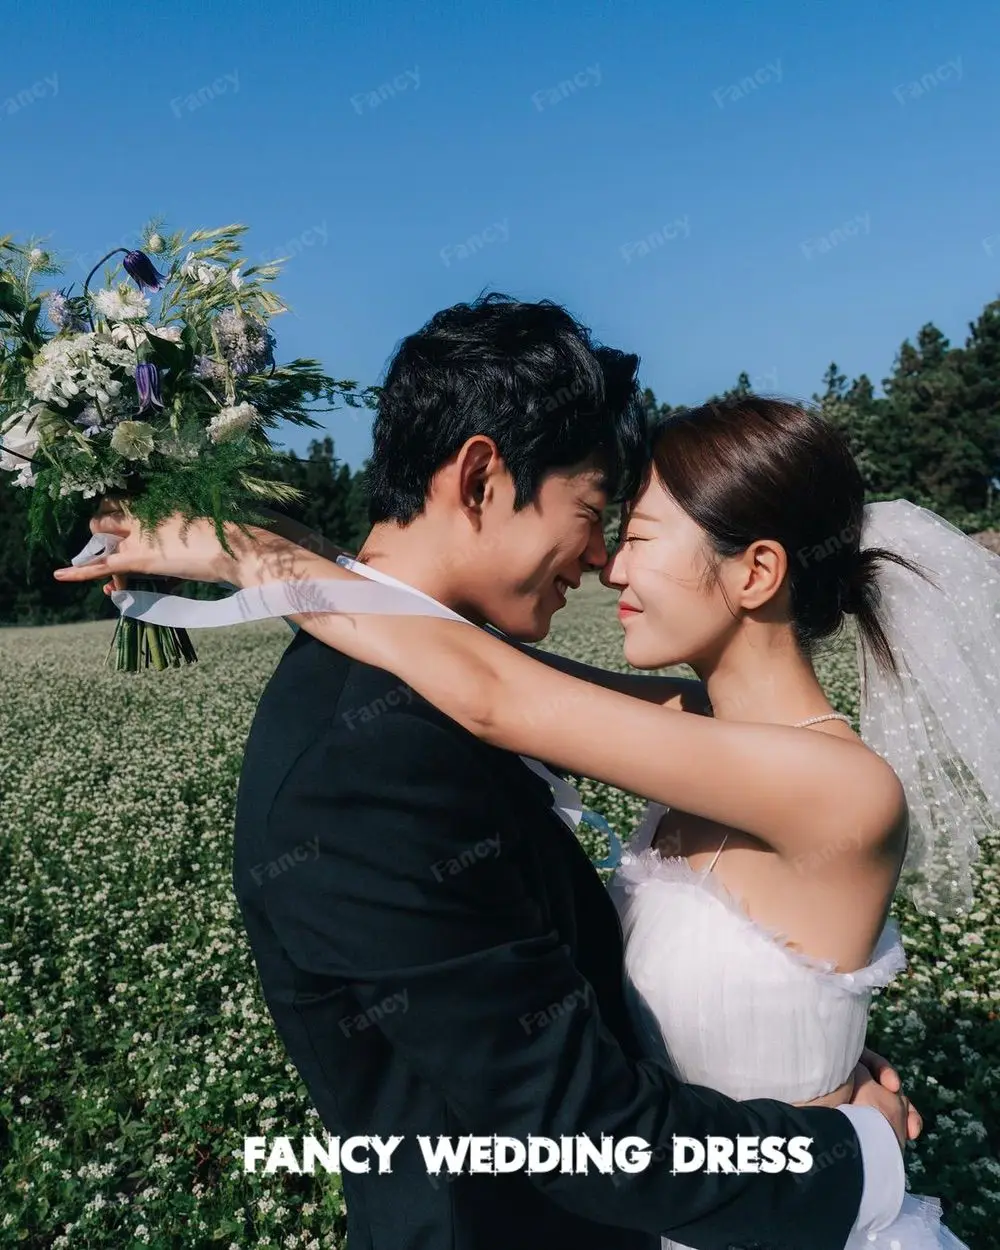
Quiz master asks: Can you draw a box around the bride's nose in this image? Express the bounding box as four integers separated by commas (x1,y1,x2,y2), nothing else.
599,546,625,589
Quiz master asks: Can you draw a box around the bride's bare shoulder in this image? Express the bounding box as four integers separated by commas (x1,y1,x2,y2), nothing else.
817,733,908,857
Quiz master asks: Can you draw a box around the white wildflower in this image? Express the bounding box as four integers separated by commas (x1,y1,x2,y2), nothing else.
148,324,182,342
93,286,149,323
1,407,44,472
110,420,156,461
110,321,182,348
208,401,261,443
27,333,133,418
180,252,225,285
156,432,202,462
147,233,164,253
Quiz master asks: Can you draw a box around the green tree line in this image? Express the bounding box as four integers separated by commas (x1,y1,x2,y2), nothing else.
3,295,999,626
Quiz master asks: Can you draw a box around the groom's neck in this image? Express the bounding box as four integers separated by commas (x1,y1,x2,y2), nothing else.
352,521,487,625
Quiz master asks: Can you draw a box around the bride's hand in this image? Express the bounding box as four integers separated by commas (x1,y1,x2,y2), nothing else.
846,1058,914,1152
857,1045,922,1140
51,502,270,588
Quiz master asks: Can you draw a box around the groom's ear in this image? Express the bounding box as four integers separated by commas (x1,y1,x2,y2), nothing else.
453,435,504,517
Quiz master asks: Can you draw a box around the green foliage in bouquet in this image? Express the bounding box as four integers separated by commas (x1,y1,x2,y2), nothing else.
0,222,376,558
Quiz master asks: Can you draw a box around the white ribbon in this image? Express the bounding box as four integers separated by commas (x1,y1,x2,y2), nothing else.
71,531,123,566
74,533,622,866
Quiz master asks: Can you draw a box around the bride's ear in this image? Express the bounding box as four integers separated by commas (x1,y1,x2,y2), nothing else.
737,539,787,610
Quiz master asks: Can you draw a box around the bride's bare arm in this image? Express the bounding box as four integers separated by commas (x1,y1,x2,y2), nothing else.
228,539,904,859
242,519,708,713
493,638,710,715
55,516,903,860
246,509,349,565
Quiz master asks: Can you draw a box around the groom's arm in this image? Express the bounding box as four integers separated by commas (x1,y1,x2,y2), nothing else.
263,700,899,1250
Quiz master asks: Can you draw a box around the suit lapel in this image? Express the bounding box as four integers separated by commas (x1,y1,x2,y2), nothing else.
489,748,627,955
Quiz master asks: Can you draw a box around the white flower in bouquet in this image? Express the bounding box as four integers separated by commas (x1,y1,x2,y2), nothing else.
208,401,261,443
179,252,225,285
28,335,131,408
110,420,156,461
93,286,149,323
58,470,126,499
147,233,165,254
0,408,44,485
156,432,202,462
110,321,182,348
148,324,182,342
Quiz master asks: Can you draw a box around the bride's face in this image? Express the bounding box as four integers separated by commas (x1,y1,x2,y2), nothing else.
599,475,746,670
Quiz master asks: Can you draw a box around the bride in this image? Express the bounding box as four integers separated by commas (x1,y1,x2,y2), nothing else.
60,395,993,1248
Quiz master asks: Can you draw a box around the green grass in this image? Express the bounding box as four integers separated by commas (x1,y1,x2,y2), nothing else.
1,580,997,1247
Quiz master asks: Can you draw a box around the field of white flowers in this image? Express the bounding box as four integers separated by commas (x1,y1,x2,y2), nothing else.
1,579,998,1248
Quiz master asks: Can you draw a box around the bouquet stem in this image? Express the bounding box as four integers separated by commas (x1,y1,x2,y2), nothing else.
108,576,197,674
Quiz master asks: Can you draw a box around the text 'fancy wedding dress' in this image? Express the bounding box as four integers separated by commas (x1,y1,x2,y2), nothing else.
609,800,968,1250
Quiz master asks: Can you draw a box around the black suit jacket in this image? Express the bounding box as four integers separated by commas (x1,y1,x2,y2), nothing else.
233,630,866,1250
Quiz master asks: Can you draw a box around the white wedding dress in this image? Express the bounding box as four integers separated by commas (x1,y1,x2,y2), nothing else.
608,800,968,1250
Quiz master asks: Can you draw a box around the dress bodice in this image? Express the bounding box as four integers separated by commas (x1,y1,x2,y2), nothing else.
609,802,907,1103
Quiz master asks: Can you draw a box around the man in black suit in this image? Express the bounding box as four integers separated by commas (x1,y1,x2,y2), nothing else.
80,293,910,1249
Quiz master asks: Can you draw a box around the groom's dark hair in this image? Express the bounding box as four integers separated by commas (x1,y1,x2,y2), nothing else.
365,292,648,525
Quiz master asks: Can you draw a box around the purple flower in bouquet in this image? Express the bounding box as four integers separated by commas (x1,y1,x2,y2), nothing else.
123,250,167,292
214,307,276,376
47,289,90,333
135,361,164,413
74,405,106,437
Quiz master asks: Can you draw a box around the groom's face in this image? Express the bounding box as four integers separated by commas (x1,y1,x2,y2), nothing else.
473,459,610,641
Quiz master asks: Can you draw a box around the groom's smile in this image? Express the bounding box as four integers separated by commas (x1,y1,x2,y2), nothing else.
481,458,609,641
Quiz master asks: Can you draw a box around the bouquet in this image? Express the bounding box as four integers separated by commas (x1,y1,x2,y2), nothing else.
0,222,374,670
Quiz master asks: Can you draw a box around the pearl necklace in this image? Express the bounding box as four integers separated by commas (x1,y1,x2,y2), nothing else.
792,712,853,728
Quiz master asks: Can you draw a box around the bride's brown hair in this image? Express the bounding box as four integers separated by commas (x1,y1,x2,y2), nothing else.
644,396,927,676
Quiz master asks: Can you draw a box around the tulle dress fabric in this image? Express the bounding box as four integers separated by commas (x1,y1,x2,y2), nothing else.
608,802,968,1250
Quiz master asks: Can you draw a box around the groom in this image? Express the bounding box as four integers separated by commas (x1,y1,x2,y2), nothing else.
75,294,910,1249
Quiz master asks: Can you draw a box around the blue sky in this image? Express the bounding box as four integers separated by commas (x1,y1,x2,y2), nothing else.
4,0,998,469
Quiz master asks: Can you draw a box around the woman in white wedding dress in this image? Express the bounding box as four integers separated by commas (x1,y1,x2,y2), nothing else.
65,396,993,1248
